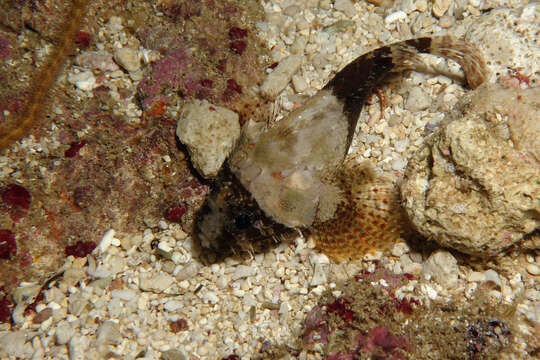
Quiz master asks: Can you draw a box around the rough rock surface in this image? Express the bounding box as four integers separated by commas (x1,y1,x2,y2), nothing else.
176,100,240,178
401,84,540,257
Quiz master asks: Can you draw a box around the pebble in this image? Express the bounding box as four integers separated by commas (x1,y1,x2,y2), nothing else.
232,265,257,280
385,11,407,24
290,35,308,54
67,70,97,91
75,50,119,72
164,299,183,312
467,271,486,282
334,0,356,17
96,321,121,347
527,264,540,276
432,0,451,18
161,349,187,360
0,331,26,357
68,335,90,360
68,293,88,316
111,289,137,301
406,87,431,112
423,250,459,288
260,55,303,99
175,261,201,281
139,273,175,293
439,15,455,28
292,74,308,92
310,262,328,286
114,47,140,72
484,269,502,287
96,229,116,254
202,291,219,305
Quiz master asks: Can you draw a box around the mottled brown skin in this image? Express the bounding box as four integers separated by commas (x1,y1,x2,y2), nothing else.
310,161,411,261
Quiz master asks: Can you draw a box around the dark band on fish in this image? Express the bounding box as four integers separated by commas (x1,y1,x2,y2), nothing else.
324,37,434,151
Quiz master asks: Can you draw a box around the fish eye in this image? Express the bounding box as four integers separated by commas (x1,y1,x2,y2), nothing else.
234,213,252,229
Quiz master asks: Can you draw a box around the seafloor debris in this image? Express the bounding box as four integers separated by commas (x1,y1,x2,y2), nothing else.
401,83,540,257
294,268,517,359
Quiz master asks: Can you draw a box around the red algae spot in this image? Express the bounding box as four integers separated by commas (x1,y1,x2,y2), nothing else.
166,205,186,223
394,297,419,315
217,59,227,72
2,184,31,212
200,79,214,88
75,30,91,48
65,241,96,257
147,99,167,117
209,106,216,111
226,79,242,94
269,62,279,69
169,318,188,333
64,140,86,158
327,297,354,322
0,229,17,259
363,326,409,357
0,289,13,323
0,37,10,58
230,40,247,55
228,27,248,40
403,273,414,281
222,355,240,360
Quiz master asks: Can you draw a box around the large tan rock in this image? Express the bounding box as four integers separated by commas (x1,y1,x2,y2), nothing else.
401,84,540,257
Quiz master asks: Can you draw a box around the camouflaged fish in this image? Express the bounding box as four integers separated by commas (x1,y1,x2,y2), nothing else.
195,36,487,258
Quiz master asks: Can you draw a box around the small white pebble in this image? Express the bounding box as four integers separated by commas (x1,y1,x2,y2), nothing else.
385,11,407,24
95,229,116,253
526,264,540,276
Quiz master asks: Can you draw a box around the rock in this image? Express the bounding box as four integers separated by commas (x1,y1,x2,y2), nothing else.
432,0,451,17
139,273,175,293
260,55,303,99
68,292,88,316
385,11,407,24
175,262,202,281
68,70,97,91
405,87,430,112
232,265,257,280
401,84,540,257
32,307,52,323
164,299,183,312
176,99,240,178
463,7,539,85
107,298,123,317
75,50,119,72
484,269,502,287
423,250,459,288
114,47,140,72
366,0,394,8
96,321,121,347
310,262,328,286
55,323,73,345
334,0,356,17
290,35,308,54
292,74,308,93
527,264,540,276
0,331,26,357
68,335,90,360
467,271,486,282
161,349,187,360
